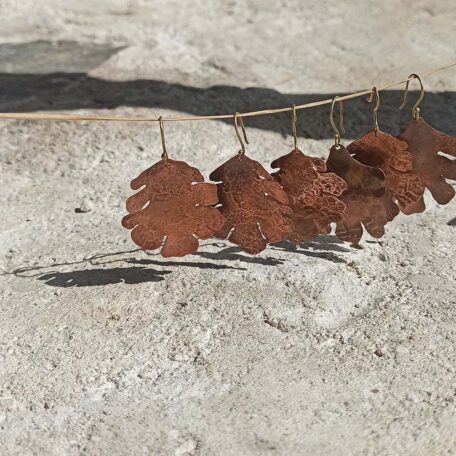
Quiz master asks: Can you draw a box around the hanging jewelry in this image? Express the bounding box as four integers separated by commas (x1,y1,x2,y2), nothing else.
347,87,425,219
325,97,388,244
271,105,347,243
209,113,294,254
398,74,456,209
122,117,225,257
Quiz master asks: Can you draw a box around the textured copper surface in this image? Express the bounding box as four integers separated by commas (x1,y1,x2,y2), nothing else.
325,144,387,244
271,148,348,243
209,154,294,254
122,159,225,257
399,118,456,206
347,130,425,220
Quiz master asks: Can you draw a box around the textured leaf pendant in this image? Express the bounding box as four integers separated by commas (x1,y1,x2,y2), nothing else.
271,148,347,243
122,159,225,257
326,144,387,244
209,154,294,254
399,118,456,207
347,130,426,219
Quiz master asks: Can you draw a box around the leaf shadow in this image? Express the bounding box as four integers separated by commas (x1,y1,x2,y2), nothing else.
195,246,285,266
38,266,172,287
2,247,247,288
270,235,350,264
126,257,246,270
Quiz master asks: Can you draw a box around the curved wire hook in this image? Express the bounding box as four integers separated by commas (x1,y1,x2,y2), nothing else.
159,116,168,161
329,96,345,147
291,104,298,150
399,73,424,120
234,112,249,155
367,86,380,131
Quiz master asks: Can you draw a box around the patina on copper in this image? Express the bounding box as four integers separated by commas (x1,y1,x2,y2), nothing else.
271,148,348,243
399,118,456,208
122,159,225,257
325,144,387,244
209,154,294,254
347,129,425,220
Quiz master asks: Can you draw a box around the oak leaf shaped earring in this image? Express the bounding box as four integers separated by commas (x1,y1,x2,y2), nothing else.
122,117,225,257
398,74,456,210
209,112,294,254
271,105,348,243
347,87,425,220
325,96,388,244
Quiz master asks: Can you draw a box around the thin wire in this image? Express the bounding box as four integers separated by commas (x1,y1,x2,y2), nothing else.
0,61,454,123
291,104,298,150
234,112,249,155
399,73,424,120
367,86,380,131
158,116,168,161
329,96,344,146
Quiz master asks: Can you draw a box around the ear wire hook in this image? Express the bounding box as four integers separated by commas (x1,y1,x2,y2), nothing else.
367,86,380,132
291,104,298,150
399,73,424,120
158,116,168,162
234,112,249,155
329,96,345,147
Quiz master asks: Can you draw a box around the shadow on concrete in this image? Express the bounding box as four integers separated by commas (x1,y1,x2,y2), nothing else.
1,235,352,287
1,72,456,139
1,247,245,288
198,235,350,265
127,257,246,270
270,235,349,264
38,266,172,287
195,245,285,266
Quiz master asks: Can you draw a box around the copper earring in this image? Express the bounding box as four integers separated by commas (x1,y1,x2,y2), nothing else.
325,97,388,244
122,116,225,257
209,113,294,254
398,74,456,209
271,105,347,243
346,87,425,219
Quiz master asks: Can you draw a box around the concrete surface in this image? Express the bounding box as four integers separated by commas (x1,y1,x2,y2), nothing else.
0,1,455,455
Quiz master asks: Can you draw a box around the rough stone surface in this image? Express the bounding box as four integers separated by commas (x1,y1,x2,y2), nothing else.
0,1,455,455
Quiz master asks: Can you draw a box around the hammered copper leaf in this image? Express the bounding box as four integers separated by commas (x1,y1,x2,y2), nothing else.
325,144,387,244
399,118,456,207
347,129,426,220
122,159,225,257
209,154,294,254
271,148,348,243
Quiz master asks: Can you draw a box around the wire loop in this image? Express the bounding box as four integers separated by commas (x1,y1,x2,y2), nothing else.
234,112,249,155
159,116,168,161
399,73,424,120
367,86,380,131
329,96,345,147
291,104,298,150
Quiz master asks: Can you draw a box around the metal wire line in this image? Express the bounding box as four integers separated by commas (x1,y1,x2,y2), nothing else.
0,61,454,123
